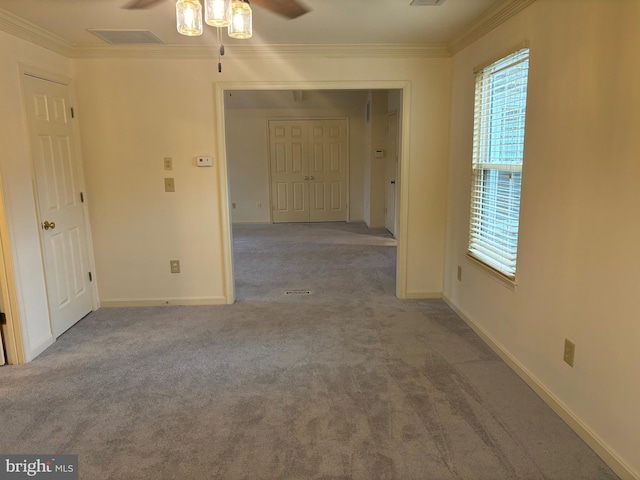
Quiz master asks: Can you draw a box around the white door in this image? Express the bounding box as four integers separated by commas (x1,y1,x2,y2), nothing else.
385,113,398,236
0,284,5,364
270,121,310,223
270,119,348,223
22,75,93,338
308,120,348,222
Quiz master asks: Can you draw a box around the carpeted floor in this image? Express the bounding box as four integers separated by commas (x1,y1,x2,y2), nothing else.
0,222,618,479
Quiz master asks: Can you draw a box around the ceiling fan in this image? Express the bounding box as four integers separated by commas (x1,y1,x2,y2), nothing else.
124,0,310,20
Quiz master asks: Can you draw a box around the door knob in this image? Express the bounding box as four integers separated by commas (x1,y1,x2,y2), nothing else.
42,221,56,230
304,176,309,180
309,176,315,180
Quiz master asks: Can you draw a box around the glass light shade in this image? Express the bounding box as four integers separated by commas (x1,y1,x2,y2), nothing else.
228,0,252,39
205,0,231,27
176,0,203,36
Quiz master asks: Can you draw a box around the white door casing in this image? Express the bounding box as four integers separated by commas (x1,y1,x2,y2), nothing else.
385,113,399,236
270,119,348,223
0,281,4,364
22,74,93,338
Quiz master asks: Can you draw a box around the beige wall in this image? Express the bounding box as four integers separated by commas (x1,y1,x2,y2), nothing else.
225,102,367,224
444,0,640,477
363,89,390,229
367,90,389,229
0,31,77,360
73,59,227,305
72,56,451,304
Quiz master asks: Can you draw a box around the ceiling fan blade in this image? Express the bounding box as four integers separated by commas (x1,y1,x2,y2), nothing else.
123,0,165,9
251,0,310,19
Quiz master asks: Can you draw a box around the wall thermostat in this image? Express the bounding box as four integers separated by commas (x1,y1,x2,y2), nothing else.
197,156,214,167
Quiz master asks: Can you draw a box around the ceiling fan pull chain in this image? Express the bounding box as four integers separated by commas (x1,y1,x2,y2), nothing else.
217,27,223,73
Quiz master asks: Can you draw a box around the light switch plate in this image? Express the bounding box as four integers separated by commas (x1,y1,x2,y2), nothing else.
197,156,213,167
164,178,175,192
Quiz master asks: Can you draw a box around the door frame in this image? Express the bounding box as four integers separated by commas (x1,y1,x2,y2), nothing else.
0,172,25,365
267,117,350,224
385,112,399,237
215,81,411,303
19,67,99,345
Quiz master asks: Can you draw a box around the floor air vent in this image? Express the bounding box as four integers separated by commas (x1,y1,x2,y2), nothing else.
285,290,311,295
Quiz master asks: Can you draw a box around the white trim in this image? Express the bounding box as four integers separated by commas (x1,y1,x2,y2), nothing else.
403,291,442,300
465,253,518,291
473,40,531,74
0,8,74,57
100,297,227,308
71,43,450,60
231,221,272,225
442,295,639,480
214,85,235,305
0,173,26,364
216,80,412,303
396,83,411,299
449,0,537,55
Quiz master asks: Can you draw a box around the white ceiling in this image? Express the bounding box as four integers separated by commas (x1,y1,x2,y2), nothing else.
0,0,503,47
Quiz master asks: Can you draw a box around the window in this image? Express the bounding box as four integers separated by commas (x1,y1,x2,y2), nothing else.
468,47,529,279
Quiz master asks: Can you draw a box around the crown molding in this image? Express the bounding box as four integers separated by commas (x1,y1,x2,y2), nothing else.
0,8,74,57
71,43,450,60
1,1,537,61
448,0,537,55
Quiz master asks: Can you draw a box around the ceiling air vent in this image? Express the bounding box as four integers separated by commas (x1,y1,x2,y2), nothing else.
410,0,447,5
88,29,164,45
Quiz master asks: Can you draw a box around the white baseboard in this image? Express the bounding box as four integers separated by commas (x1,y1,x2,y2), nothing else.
100,297,228,308
231,221,272,225
442,295,639,480
402,291,442,300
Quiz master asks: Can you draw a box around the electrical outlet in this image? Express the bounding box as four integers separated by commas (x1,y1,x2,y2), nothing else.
170,260,180,273
457,265,462,281
232,203,237,209
164,157,173,170
563,338,575,367
257,202,262,208
164,178,175,192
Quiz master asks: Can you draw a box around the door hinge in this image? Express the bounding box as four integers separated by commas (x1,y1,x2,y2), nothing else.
80,192,84,203
71,107,75,118
88,272,93,282
0,312,6,325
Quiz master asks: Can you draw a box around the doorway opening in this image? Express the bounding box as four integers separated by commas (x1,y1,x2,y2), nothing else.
216,83,410,304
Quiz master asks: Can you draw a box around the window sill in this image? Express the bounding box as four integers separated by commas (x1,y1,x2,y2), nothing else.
465,253,518,292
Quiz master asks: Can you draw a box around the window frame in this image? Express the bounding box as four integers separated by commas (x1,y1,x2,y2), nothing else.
467,47,530,281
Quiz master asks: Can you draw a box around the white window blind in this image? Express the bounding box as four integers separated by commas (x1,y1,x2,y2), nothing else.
468,48,529,279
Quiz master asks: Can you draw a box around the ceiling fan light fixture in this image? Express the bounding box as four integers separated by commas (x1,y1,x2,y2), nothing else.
228,0,253,39
205,0,232,27
176,0,203,36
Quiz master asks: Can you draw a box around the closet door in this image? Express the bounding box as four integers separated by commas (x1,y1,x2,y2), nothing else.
269,119,348,223
269,120,309,223
308,119,348,222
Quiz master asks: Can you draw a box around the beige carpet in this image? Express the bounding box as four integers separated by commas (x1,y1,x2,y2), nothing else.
0,222,618,479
